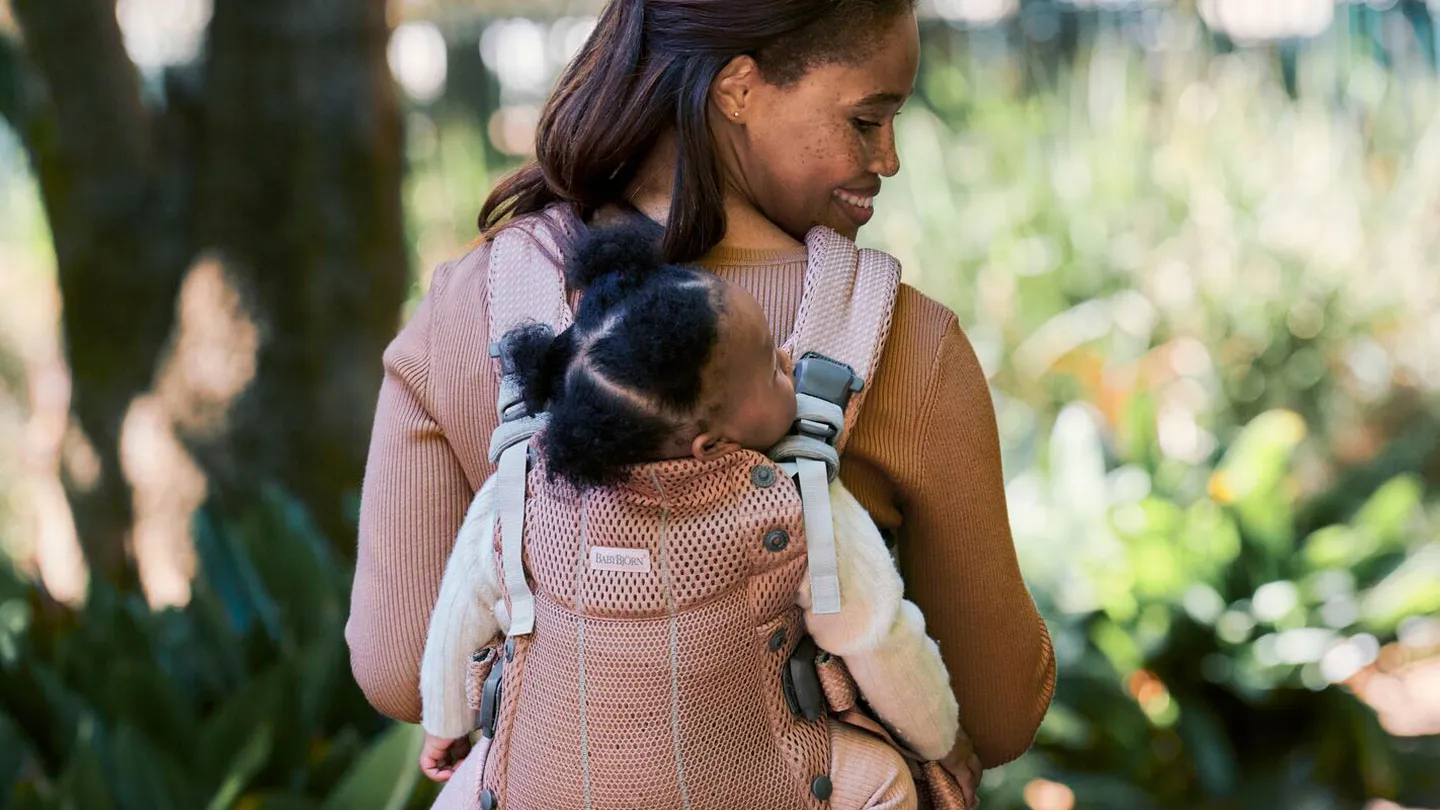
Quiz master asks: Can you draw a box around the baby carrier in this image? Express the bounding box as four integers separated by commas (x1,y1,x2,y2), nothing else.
454,207,906,810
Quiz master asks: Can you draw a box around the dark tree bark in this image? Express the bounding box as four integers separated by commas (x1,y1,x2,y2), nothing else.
192,0,406,546
4,0,406,586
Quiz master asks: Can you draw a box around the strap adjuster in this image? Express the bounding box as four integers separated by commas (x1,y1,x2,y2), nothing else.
788,353,859,449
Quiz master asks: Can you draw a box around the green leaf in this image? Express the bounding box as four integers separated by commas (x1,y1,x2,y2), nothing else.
1210,409,1306,503
198,662,288,782
1352,474,1423,548
53,726,116,810
1302,525,1363,570
0,707,34,798
203,722,273,810
1175,701,1238,798
318,723,424,810
1360,545,1440,633
107,721,199,810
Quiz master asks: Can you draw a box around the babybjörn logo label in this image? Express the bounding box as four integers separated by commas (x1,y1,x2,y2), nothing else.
588,546,652,573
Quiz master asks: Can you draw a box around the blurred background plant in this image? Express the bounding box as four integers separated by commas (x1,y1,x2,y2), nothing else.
1,0,1438,808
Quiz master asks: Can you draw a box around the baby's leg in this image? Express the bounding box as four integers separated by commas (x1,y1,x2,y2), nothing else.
827,720,917,810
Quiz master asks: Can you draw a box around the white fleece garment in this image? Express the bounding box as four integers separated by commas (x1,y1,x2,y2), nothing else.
419,477,960,759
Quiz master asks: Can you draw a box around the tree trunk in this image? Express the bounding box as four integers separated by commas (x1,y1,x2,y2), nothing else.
9,0,191,590
192,0,406,545
4,0,406,585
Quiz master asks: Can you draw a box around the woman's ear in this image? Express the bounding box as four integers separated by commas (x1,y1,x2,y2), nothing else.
691,432,741,462
711,55,760,122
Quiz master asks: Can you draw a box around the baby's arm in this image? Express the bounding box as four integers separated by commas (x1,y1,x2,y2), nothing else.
420,476,504,740
799,481,961,761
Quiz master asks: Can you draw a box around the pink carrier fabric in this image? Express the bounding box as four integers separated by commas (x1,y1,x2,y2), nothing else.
445,207,900,810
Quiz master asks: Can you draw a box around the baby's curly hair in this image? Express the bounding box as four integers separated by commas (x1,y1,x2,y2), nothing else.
500,222,726,489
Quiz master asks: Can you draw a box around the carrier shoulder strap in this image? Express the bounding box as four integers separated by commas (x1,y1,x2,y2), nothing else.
483,206,576,637
772,226,901,615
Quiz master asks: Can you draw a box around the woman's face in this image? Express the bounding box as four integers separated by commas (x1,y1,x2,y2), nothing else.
716,12,921,240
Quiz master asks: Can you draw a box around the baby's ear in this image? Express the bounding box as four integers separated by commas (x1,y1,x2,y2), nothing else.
691,433,740,462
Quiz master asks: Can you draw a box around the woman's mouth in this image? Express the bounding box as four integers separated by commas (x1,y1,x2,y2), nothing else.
833,189,876,227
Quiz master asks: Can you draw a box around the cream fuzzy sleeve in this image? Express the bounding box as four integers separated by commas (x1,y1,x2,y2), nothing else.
419,476,505,738
421,476,958,757
799,482,961,761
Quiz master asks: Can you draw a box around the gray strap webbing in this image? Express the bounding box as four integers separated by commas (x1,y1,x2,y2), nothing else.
796,457,840,615
497,440,536,636
792,393,845,446
768,435,840,483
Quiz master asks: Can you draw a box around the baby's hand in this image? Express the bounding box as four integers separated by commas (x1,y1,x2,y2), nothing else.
938,729,982,809
419,733,471,782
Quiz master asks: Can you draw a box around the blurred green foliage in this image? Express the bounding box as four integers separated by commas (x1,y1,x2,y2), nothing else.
0,488,444,810
852,13,1440,810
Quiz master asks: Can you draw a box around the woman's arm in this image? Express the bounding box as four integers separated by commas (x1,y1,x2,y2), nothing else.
896,315,1056,767
346,259,481,724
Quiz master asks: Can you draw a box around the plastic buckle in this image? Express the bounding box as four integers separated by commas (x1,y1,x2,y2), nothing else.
794,353,862,409
792,353,861,446
781,635,824,722
478,650,505,738
489,341,519,376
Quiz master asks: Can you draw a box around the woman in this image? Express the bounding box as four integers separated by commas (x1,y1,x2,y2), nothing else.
347,0,1055,800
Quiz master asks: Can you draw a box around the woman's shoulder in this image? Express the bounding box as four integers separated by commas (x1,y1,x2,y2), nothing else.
884,283,965,376
865,282,988,426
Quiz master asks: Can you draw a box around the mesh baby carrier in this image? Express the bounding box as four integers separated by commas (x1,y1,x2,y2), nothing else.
448,208,902,810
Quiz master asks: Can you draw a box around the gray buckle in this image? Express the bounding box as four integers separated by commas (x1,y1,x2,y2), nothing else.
794,353,861,410
790,353,860,447
478,648,505,738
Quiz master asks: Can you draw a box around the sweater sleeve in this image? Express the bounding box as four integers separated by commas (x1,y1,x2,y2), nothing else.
420,476,503,738
897,315,1056,767
346,261,477,724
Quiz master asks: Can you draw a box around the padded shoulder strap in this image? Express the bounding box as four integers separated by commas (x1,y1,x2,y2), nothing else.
774,228,900,616
483,206,577,637
484,207,576,459
485,206,576,364
782,227,901,454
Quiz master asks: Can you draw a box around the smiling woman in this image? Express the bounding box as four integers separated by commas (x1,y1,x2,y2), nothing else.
477,0,920,261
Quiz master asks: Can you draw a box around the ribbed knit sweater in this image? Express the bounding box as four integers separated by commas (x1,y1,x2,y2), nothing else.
346,240,1056,767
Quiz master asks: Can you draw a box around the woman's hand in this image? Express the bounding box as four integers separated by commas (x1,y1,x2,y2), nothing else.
419,733,472,782
938,730,983,809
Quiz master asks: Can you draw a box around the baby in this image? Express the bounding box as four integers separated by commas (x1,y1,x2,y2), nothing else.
418,224,963,802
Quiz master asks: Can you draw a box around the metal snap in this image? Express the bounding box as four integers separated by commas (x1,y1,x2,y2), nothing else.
480,789,499,810
768,628,787,651
750,464,777,489
811,775,833,800
763,528,789,552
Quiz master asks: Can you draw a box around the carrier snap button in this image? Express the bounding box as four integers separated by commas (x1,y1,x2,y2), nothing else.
812,775,833,800
763,529,789,552
768,628,787,651
750,464,777,488
479,789,498,810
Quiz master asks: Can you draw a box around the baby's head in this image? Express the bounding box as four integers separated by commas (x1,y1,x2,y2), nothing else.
503,224,797,489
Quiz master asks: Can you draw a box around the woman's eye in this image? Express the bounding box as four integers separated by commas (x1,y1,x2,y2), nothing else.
852,118,882,131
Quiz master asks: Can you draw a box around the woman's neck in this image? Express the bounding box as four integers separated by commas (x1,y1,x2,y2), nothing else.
626,131,803,254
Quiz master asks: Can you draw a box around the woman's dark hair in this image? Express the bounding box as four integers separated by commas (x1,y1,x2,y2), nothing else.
501,223,727,489
479,0,916,263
